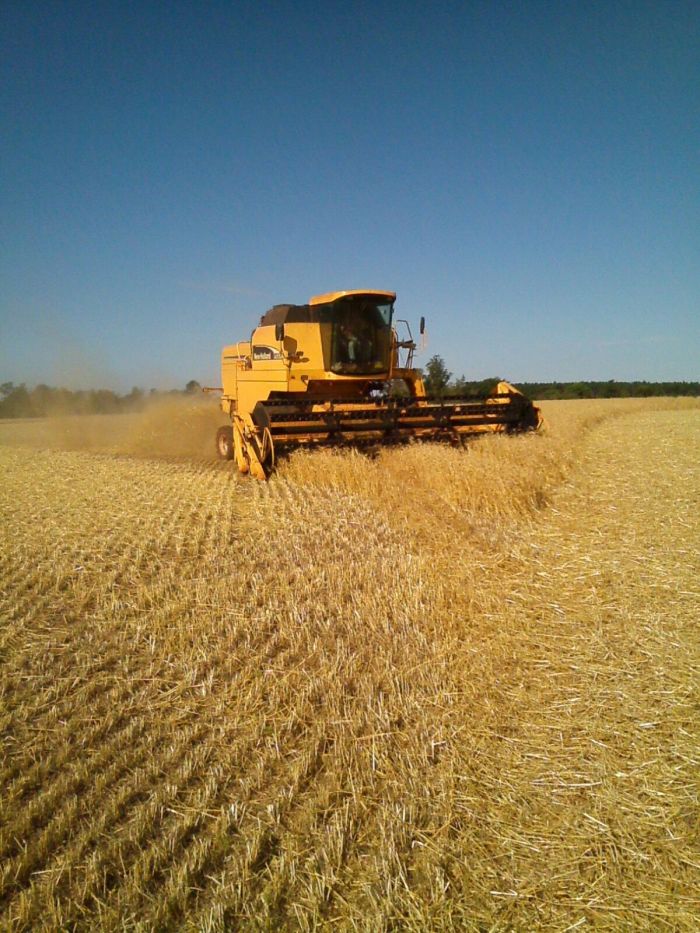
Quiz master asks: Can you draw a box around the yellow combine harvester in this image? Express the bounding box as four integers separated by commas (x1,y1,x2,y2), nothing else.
215,289,542,479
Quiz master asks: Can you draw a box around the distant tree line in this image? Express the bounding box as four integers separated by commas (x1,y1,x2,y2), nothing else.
512,380,700,400
422,356,699,400
0,381,203,419
2,368,697,418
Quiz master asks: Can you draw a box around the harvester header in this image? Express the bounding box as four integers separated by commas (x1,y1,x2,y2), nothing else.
215,290,542,479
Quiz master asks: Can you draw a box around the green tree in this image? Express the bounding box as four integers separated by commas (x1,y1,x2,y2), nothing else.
474,377,501,398
0,384,33,418
185,380,201,394
126,387,145,411
423,355,452,397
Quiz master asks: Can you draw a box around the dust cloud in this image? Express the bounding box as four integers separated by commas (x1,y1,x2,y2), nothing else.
0,396,226,462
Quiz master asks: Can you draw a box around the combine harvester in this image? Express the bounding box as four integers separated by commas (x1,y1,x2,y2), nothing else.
214,290,542,479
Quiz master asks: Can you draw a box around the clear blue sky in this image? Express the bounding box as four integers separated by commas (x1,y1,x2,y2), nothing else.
1,1,698,390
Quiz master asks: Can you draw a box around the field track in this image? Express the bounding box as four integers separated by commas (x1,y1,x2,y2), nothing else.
1,400,698,929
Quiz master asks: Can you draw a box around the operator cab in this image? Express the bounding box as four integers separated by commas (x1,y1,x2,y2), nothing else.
259,289,396,378
310,290,395,376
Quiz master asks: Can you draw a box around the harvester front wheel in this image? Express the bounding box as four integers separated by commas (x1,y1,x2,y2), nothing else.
216,426,234,461
260,426,275,474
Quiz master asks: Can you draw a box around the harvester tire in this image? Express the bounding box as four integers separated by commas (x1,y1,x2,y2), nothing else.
260,426,275,474
216,426,234,461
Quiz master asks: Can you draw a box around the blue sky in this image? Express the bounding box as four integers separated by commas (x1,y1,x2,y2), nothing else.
1,1,698,390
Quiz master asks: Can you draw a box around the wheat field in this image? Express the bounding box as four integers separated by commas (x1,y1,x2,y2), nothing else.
1,397,698,930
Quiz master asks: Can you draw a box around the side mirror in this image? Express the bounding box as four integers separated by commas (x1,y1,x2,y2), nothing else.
419,316,425,335
275,322,285,342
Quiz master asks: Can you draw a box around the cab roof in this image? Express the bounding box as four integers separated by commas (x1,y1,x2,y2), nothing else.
259,290,397,326
309,289,396,306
